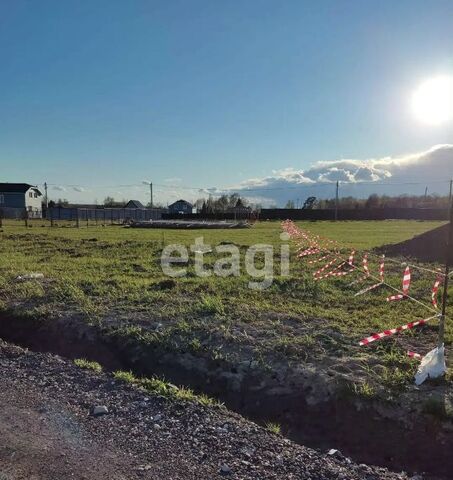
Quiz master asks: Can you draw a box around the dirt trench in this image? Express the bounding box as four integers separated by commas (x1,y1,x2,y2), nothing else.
0,311,451,479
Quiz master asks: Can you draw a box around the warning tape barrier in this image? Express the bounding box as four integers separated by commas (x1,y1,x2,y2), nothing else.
359,314,440,346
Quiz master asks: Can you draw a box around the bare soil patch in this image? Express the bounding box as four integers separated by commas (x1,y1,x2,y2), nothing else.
377,224,450,263
0,311,452,478
0,339,407,480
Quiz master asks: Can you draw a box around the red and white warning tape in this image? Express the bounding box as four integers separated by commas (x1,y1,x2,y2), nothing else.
359,314,439,346
308,254,330,265
407,351,423,360
314,262,344,280
355,282,382,296
328,268,355,278
379,256,385,282
315,251,355,281
283,223,440,359
363,253,370,276
431,274,443,309
313,257,340,278
298,248,321,257
354,256,385,296
349,254,370,285
386,266,411,302
348,251,355,266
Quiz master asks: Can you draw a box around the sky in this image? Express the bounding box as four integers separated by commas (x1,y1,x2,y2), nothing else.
0,0,452,206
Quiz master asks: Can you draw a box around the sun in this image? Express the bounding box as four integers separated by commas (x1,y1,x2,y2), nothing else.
411,75,453,125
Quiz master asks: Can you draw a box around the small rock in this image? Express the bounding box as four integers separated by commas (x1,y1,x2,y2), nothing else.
220,464,232,476
137,465,152,471
327,448,339,456
92,405,109,416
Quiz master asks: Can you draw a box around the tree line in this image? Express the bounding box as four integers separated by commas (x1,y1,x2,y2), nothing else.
286,194,451,210
48,192,451,210
193,194,251,213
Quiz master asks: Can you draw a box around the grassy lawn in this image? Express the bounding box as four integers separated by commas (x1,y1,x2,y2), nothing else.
0,219,450,399
295,219,446,249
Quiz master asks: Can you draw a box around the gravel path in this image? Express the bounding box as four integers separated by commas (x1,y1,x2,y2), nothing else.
0,340,410,480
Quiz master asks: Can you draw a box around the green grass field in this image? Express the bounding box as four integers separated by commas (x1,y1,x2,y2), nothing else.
0,219,450,399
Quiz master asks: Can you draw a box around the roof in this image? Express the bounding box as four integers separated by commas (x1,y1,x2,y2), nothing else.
125,200,145,209
169,199,193,208
0,183,42,195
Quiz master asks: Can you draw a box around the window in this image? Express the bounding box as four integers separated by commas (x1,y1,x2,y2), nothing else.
34,193,38,198
29,192,33,198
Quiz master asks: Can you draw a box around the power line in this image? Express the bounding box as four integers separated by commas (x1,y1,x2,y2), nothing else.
40,178,452,194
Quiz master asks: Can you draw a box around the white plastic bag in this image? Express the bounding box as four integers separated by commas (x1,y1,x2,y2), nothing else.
16,273,44,281
414,345,446,385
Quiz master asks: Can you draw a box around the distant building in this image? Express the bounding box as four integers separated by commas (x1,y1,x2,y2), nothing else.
0,183,43,218
227,199,252,218
168,199,193,214
125,199,145,209
228,204,252,213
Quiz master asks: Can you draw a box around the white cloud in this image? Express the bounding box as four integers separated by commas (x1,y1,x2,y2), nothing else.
163,177,182,184
229,144,453,206
46,144,453,207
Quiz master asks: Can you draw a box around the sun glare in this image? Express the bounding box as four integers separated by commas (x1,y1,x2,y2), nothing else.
411,75,453,125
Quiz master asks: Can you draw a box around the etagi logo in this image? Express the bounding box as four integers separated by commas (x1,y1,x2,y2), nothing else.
161,233,290,290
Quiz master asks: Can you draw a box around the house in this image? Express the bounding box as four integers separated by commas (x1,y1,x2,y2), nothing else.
125,199,145,209
0,183,43,218
168,199,193,214
227,198,252,218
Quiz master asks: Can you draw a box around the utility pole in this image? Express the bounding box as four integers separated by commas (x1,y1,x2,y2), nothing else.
44,182,48,208
149,182,153,208
434,178,452,347
334,181,339,221
438,197,453,348
424,186,428,199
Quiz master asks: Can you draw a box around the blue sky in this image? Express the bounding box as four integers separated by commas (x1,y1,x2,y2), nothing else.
1,1,452,205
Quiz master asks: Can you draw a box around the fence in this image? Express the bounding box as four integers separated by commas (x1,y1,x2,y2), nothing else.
0,206,167,227
0,207,42,219
259,207,450,221
2,206,450,226
163,211,254,221
47,206,166,225
162,208,449,222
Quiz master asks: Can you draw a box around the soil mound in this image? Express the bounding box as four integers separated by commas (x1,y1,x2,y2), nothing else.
377,224,450,262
